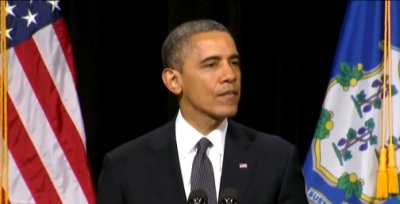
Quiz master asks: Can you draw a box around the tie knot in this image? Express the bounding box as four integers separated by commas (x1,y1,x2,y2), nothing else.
197,137,212,154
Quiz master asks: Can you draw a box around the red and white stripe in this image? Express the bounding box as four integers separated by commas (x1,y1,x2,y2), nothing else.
3,18,95,204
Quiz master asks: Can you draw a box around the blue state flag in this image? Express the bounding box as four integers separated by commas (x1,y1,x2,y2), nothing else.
303,1,400,203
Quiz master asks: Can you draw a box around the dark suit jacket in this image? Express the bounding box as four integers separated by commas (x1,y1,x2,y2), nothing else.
96,119,309,204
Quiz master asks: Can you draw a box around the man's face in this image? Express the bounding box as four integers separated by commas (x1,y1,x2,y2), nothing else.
178,31,241,121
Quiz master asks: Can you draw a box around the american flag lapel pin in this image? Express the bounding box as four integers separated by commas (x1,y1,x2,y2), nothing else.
239,163,248,169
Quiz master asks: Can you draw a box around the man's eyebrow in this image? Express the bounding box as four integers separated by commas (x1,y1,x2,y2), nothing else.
200,56,221,64
228,54,240,60
200,54,240,64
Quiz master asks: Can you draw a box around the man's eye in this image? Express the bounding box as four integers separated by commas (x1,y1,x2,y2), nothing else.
231,61,240,67
205,62,217,67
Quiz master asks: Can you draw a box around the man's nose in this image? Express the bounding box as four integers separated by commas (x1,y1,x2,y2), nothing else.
221,62,238,83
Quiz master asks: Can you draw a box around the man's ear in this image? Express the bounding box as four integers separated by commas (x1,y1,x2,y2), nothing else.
162,68,182,95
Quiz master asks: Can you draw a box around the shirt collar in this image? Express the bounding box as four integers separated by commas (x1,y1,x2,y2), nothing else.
175,110,227,156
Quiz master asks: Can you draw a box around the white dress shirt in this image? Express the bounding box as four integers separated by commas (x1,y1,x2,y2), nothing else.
175,110,227,200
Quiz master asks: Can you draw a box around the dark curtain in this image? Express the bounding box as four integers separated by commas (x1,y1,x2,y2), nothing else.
61,0,349,191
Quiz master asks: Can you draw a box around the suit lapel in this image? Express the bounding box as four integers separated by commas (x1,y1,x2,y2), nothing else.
219,120,256,202
146,121,187,203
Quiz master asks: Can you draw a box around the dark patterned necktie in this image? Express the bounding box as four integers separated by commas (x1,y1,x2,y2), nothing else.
190,137,217,204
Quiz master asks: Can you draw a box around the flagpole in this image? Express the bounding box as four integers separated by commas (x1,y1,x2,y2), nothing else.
0,1,8,203
386,0,399,195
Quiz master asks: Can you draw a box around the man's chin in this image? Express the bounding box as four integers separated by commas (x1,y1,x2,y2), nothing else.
213,108,238,119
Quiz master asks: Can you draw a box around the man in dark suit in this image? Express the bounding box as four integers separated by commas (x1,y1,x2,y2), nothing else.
96,19,309,204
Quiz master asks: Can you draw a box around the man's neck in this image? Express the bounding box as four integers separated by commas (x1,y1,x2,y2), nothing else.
179,110,225,135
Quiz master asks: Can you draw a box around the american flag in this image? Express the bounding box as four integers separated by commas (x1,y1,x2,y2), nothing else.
0,0,96,203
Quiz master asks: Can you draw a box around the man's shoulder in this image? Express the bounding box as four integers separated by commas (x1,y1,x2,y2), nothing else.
229,120,294,150
106,120,174,159
229,120,298,167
